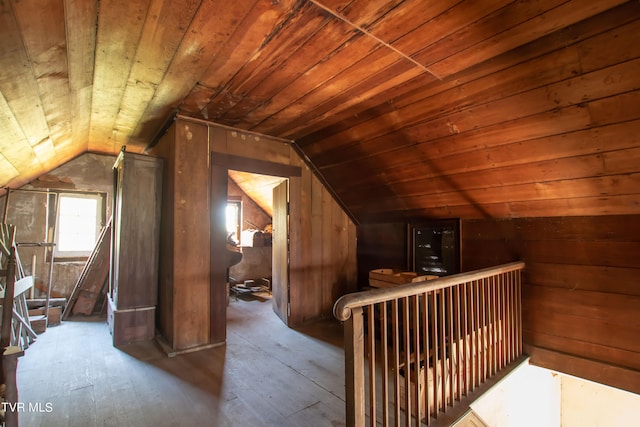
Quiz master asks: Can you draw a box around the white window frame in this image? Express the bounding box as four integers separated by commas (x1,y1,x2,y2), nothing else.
55,192,105,259
226,197,242,245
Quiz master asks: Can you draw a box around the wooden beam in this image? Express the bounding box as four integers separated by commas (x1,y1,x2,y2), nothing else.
526,345,640,396
211,153,302,177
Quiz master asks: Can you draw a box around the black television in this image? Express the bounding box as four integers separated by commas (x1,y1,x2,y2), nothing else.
408,219,460,277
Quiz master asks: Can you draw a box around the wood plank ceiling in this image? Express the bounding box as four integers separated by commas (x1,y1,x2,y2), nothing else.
1,0,638,223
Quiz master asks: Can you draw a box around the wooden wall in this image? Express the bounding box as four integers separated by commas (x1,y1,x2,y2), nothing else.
354,215,639,394
209,120,358,325
462,215,640,395
152,117,357,353
152,119,211,352
1,153,114,299
356,222,407,288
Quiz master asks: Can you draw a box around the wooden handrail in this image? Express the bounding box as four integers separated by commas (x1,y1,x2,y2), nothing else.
334,261,525,427
334,261,525,320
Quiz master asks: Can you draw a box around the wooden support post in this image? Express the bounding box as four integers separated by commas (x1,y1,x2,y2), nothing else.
344,306,365,427
44,193,59,323
1,188,10,224
30,254,36,300
2,347,23,427
1,231,17,351
0,227,17,390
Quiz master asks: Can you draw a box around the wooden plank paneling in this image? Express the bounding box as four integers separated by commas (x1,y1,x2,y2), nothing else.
309,52,639,166
175,121,211,348
463,215,640,241
409,0,560,68
524,262,639,295
235,33,379,131
152,127,176,346
113,0,202,145
152,120,217,351
0,0,637,223
173,0,298,122
152,118,356,350
525,329,640,372
313,172,327,316
296,2,640,151
264,54,424,139
287,172,304,324
523,285,639,330
215,4,349,122
64,0,98,153
220,126,292,165
526,346,640,395
272,179,289,325
0,1,48,184
427,0,630,78
2,0,638,230
11,0,70,169
394,0,518,67
90,0,151,152
324,117,639,190
360,174,640,215
463,215,640,394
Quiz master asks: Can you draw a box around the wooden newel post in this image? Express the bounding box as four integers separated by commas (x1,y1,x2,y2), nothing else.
344,306,365,427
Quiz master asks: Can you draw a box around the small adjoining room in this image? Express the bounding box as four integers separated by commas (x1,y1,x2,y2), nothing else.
0,1,639,426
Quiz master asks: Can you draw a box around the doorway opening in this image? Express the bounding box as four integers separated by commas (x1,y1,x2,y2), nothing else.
226,170,286,312
209,152,301,343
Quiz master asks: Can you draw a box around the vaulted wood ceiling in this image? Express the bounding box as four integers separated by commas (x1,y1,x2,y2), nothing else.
1,0,638,223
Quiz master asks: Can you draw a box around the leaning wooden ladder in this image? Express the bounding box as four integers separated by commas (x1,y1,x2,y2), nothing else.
0,227,37,350
63,216,112,319
0,224,26,427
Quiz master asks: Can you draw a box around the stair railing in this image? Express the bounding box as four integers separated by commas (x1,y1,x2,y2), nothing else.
334,261,525,426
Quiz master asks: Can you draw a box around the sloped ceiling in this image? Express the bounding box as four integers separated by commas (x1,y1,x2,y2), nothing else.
228,170,286,217
1,0,638,222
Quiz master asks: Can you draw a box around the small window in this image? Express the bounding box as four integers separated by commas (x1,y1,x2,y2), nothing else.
55,193,104,258
226,199,242,245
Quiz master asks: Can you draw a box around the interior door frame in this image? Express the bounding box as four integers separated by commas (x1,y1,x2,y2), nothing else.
210,153,301,342
271,179,289,324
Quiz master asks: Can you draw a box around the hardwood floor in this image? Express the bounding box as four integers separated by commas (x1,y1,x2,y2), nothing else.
17,297,347,427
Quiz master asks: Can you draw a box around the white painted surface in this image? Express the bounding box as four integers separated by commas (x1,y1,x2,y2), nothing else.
471,363,561,427
468,361,640,427
561,374,640,427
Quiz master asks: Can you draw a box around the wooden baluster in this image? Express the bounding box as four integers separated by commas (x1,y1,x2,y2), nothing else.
507,274,516,363
516,270,523,355
479,278,487,383
500,273,507,370
439,289,446,411
430,291,439,418
367,304,376,427
469,280,476,391
344,306,365,427
392,299,401,424
379,301,389,427
410,295,420,424
490,277,498,375
446,287,454,406
461,282,469,396
402,296,411,426
454,284,462,402
475,279,482,387
422,293,431,425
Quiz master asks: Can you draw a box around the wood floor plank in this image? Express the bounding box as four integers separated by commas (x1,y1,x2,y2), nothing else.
18,298,347,426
